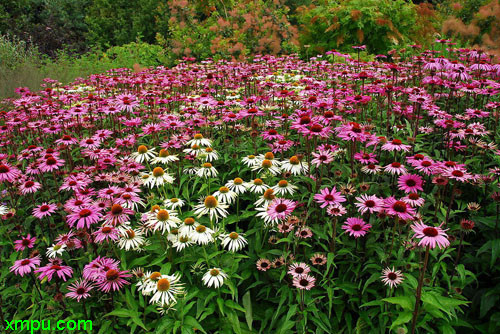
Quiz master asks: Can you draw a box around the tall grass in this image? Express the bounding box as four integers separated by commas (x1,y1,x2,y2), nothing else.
0,36,169,99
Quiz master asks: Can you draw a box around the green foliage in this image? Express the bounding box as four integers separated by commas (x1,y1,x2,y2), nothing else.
84,0,166,48
296,0,421,55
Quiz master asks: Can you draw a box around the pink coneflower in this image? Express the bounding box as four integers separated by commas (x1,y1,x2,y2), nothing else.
384,162,407,175
311,149,334,167
411,222,450,249
114,93,139,112
266,198,296,222
93,225,121,243
361,164,382,174
32,203,58,219
381,267,404,288
13,234,36,251
104,204,134,226
35,259,73,282
83,256,120,281
292,274,316,290
413,159,437,175
66,279,94,301
19,179,42,195
460,219,475,233
384,197,416,220
355,194,383,214
95,268,131,292
10,255,41,277
353,151,378,164
277,221,294,233
296,227,313,239
261,129,284,141
442,166,472,183
314,187,346,208
310,253,327,266
381,139,411,152
66,206,103,229
287,262,311,277
38,155,65,173
64,197,94,212
397,174,424,193
256,258,272,272
402,193,425,207
326,204,347,217
0,162,21,183
342,217,371,238
55,135,78,146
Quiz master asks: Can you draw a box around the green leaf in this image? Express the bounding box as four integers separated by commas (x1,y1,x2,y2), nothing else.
216,297,225,316
242,291,253,331
382,296,415,311
390,311,413,331
225,299,245,313
491,239,500,267
184,316,206,334
227,310,242,334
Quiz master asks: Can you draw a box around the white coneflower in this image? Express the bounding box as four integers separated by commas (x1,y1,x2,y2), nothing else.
172,234,194,252
178,217,199,237
202,268,227,288
144,167,175,188
213,186,238,204
183,167,199,175
130,145,157,163
191,224,215,245
225,177,247,194
201,147,219,162
220,232,248,252
46,243,67,258
145,209,181,234
272,179,298,196
242,154,259,168
251,158,281,176
156,301,178,315
193,195,229,223
196,163,218,178
163,197,185,210
0,205,8,215
148,273,184,306
254,188,276,207
118,228,145,251
166,228,179,244
150,149,179,164
139,271,161,296
186,133,212,147
281,156,309,176
245,178,269,194
183,144,204,157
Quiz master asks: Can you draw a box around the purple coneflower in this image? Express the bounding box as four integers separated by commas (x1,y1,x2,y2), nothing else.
381,267,404,288
342,217,371,238
66,279,94,301
287,262,311,277
411,222,450,249
13,234,36,251
32,203,58,219
314,187,346,208
397,174,424,193
266,198,296,222
292,274,316,290
10,255,41,277
95,268,131,292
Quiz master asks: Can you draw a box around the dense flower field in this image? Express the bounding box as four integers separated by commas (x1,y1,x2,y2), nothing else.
1,46,500,333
